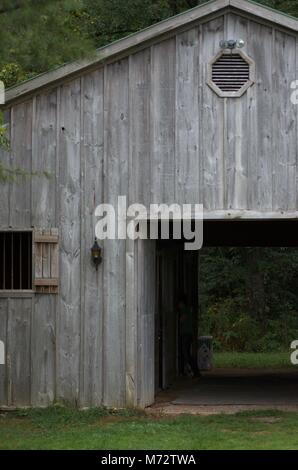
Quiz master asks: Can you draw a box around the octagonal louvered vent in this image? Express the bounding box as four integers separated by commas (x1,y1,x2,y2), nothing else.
207,50,255,98
212,53,249,91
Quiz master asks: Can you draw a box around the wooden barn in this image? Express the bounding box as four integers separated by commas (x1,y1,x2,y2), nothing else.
0,0,298,409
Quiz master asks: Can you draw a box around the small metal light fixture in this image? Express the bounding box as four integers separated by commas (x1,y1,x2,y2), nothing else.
220,39,245,50
91,238,102,270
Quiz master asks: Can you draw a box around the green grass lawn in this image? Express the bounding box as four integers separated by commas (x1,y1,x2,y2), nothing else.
0,353,296,450
213,351,294,369
1,406,298,450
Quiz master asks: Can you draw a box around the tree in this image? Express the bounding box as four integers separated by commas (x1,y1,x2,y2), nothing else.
0,0,94,88
0,0,297,89
77,0,298,50
199,247,298,352
1,0,298,157
78,0,207,48
0,0,95,179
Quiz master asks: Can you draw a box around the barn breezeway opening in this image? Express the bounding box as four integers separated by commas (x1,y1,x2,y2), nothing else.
152,220,298,412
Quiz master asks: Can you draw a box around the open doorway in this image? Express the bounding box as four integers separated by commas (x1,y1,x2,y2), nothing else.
154,220,298,408
155,239,198,391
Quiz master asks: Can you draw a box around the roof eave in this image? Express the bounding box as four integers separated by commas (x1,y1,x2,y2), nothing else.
3,0,298,106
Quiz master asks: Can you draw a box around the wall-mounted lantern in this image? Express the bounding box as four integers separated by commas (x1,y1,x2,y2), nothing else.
91,238,102,270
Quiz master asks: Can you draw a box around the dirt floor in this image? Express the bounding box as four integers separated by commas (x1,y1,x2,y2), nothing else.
148,368,298,415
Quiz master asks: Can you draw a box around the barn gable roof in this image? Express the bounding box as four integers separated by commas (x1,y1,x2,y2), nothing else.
4,0,298,105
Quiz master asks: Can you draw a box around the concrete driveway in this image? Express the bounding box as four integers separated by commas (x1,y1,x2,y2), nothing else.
172,369,298,405
150,369,298,415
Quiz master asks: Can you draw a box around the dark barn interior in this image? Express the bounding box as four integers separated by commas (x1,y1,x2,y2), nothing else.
155,220,298,407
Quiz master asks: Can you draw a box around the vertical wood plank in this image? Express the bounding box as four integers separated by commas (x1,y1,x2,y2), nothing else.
225,14,249,209
296,37,298,212
42,229,51,279
0,110,11,228
145,239,156,406
151,38,176,204
137,239,156,407
273,30,296,211
0,299,8,405
7,298,31,406
50,229,59,280
161,247,176,388
10,101,32,227
80,69,104,407
103,59,129,407
34,232,43,293
175,27,200,205
200,17,225,210
31,90,57,227
31,295,56,406
129,48,151,207
247,22,273,210
57,78,81,403
125,237,137,406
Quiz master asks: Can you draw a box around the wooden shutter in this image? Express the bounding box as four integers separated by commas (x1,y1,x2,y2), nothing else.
34,229,59,294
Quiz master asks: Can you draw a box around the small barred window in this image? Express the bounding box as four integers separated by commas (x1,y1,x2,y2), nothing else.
0,231,32,290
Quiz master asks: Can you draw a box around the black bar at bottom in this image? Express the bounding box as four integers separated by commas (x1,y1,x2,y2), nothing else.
1,450,298,465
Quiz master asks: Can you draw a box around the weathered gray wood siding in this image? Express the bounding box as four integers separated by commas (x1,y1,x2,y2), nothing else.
0,11,298,407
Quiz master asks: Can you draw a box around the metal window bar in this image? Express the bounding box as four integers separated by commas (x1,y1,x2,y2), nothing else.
0,231,32,290
2,234,5,289
11,232,13,289
19,233,22,289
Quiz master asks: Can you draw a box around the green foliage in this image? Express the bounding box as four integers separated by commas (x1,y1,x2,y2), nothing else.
1,0,298,179
202,300,259,351
0,0,94,88
0,0,297,91
79,0,298,50
78,0,204,48
0,165,52,183
0,113,9,151
0,1,95,180
256,0,298,17
0,63,26,88
199,247,298,352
